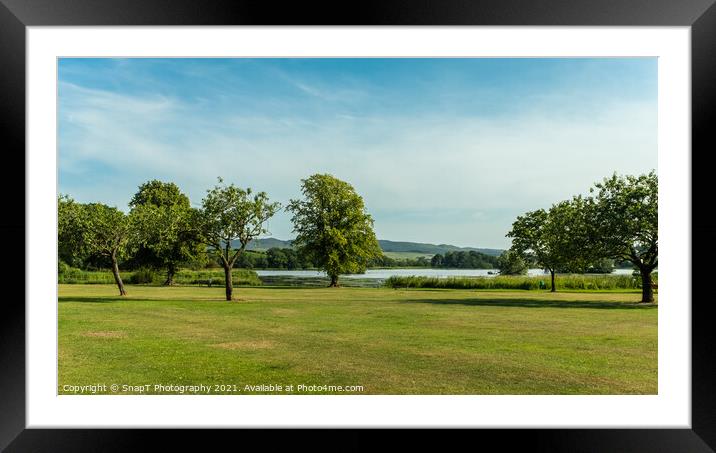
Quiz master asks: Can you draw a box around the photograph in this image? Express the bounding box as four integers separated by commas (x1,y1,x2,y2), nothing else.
56,56,659,396
1,0,711,446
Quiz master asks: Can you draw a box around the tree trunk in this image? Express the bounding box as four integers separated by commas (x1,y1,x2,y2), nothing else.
550,270,556,292
640,267,654,303
329,274,339,287
110,254,127,296
163,266,176,286
224,265,233,301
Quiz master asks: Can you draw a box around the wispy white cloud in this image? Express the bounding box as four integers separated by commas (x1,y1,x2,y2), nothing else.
59,69,656,248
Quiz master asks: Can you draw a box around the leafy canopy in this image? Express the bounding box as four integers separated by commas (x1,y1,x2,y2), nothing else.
287,174,381,281
129,180,204,273
58,195,88,266
80,202,134,260
129,179,190,210
507,197,593,273
587,171,658,270
200,178,281,268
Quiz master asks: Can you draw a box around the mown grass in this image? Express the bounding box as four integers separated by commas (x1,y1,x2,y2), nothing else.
58,284,657,395
384,274,652,291
58,267,262,286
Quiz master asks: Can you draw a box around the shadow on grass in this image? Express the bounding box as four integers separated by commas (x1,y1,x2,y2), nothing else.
58,296,127,304
401,298,657,310
58,296,230,303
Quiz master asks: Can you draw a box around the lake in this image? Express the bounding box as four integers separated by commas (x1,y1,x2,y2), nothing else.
256,268,636,280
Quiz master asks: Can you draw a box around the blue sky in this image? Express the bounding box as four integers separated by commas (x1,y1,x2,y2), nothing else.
58,58,657,248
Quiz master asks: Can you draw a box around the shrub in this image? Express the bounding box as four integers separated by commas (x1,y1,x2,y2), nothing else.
128,268,158,284
58,261,71,275
58,266,262,287
57,266,119,284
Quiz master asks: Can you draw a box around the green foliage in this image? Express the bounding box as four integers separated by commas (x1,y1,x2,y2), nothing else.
200,178,280,299
57,264,125,284
128,268,158,284
80,203,134,260
58,195,88,267
496,250,528,275
58,196,131,269
263,247,312,269
588,171,658,269
587,171,658,302
171,269,262,286
430,251,497,269
129,180,190,209
369,254,432,268
130,180,205,283
507,199,591,274
200,178,281,267
58,267,262,286
507,197,594,291
583,258,616,274
287,174,382,285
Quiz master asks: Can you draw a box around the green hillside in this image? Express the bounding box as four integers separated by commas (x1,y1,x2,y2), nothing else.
239,238,503,256
378,240,503,257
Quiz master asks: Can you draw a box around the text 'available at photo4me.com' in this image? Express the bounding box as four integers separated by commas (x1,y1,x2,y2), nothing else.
61,383,366,394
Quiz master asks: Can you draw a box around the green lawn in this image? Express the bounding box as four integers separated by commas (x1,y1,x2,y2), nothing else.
58,284,657,395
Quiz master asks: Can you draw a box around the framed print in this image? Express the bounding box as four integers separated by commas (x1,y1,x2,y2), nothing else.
2,0,715,451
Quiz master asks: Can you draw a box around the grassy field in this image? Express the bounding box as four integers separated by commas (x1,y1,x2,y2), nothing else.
58,284,657,395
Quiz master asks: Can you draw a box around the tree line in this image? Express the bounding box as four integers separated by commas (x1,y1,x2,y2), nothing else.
505,171,658,303
59,170,657,302
430,251,499,269
59,174,382,300
226,248,313,270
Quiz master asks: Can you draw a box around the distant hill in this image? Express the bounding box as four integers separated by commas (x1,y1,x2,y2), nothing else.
243,238,292,251
239,238,503,256
378,240,503,257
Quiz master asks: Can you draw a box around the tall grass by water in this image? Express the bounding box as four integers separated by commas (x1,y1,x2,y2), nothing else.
58,265,262,286
384,273,654,291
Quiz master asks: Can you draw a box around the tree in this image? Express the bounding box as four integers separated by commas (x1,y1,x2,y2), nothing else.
200,178,280,301
129,180,204,285
58,196,133,295
587,171,658,303
507,199,591,291
496,250,528,275
431,254,444,267
287,174,382,287
58,195,87,268
266,248,288,268
81,203,133,296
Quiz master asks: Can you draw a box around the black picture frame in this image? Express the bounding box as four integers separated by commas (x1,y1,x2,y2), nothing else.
1,1,714,451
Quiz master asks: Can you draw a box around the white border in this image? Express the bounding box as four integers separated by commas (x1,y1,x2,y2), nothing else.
27,27,691,428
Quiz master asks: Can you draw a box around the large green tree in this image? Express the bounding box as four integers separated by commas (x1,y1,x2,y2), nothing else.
507,198,591,291
129,180,204,285
200,178,280,301
287,174,382,287
587,172,658,303
58,196,133,295
83,203,133,296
